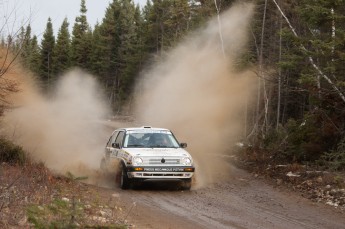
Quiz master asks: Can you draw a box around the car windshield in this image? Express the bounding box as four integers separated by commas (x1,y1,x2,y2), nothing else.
123,130,180,148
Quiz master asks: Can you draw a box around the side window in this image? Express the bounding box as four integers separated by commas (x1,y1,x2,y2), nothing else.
115,131,125,148
107,131,118,147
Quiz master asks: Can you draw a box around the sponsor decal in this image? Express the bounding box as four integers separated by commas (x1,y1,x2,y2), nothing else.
143,167,185,172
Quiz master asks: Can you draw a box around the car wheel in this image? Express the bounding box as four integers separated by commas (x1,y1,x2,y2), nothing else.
120,166,131,190
182,178,192,190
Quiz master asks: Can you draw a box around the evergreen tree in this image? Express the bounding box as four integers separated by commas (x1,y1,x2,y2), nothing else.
93,0,143,107
141,0,154,54
40,17,55,90
28,35,41,77
89,22,105,77
84,27,94,71
53,18,71,76
71,0,91,69
116,0,138,95
143,0,196,55
20,25,32,68
97,0,121,97
144,0,170,54
133,5,146,68
164,0,191,46
14,26,26,52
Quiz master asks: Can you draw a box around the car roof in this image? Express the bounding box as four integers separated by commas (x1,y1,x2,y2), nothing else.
115,126,170,132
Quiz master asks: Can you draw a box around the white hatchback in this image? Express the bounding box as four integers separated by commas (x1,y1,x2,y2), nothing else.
101,126,195,190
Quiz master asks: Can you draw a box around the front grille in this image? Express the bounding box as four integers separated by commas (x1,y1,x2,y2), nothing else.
143,157,181,165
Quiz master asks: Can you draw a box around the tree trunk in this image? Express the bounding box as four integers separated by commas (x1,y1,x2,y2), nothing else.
277,11,282,129
213,0,225,58
259,0,268,137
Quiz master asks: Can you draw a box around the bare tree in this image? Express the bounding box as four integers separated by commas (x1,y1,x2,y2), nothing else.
0,2,32,112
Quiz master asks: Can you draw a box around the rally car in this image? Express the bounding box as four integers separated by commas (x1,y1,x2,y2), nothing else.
100,126,195,190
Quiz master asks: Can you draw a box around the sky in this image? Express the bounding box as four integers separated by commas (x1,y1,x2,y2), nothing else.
1,0,145,39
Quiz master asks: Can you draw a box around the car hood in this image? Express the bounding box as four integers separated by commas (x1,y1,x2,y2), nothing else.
124,147,192,158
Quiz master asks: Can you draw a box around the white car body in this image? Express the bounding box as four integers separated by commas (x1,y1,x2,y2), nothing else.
101,126,195,189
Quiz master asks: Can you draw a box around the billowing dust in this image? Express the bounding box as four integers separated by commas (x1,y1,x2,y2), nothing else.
1,68,110,179
134,3,256,188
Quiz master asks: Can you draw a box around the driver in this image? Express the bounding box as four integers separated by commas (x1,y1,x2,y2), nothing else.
155,136,164,144
151,134,168,146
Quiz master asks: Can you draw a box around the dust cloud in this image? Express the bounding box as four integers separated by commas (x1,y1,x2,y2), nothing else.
1,68,110,175
134,3,256,187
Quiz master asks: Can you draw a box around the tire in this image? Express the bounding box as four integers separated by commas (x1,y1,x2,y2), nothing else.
120,166,131,190
182,178,192,190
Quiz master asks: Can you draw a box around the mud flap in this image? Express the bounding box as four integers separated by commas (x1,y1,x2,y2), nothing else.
120,166,131,189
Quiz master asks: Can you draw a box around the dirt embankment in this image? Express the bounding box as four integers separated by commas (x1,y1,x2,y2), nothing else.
234,155,345,212
0,162,131,228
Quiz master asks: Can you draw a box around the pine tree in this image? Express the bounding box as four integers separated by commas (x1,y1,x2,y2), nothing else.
113,0,143,105
96,0,121,99
143,0,196,55
40,17,55,90
14,26,26,53
133,5,146,68
141,0,154,54
164,0,191,47
53,18,71,76
71,0,91,69
84,27,94,71
93,0,143,107
89,22,105,77
20,25,32,68
28,35,41,77
144,0,169,54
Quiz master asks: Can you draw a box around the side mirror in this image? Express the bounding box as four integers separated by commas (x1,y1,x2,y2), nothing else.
180,143,187,148
112,143,120,148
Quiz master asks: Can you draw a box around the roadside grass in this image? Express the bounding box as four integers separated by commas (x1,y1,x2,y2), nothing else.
0,138,26,165
27,197,127,229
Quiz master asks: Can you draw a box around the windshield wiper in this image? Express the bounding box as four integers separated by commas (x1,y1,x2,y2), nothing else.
127,144,145,148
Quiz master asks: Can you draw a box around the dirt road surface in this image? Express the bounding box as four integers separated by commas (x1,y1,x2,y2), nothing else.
95,163,345,229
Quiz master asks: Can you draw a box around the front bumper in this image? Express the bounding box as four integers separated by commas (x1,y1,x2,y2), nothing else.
126,166,195,179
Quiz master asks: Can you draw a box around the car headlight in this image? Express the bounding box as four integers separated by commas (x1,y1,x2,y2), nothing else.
182,157,192,166
133,157,143,165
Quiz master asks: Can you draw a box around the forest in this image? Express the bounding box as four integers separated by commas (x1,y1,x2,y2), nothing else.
2,0,345,169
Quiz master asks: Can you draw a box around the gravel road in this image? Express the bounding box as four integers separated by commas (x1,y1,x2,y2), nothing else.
96,163,345,229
